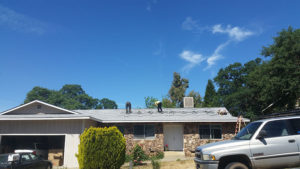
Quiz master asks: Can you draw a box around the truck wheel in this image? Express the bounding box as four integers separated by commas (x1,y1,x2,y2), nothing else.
225,162,248,169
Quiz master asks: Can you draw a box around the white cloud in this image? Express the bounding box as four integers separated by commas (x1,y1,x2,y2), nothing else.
0,4,47,34
212,24,254,41
206,40,230,68
204,25,254,67
180,50,205,72
180,18,256,72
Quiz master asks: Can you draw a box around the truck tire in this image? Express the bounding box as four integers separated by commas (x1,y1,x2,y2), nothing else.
225,162,248,169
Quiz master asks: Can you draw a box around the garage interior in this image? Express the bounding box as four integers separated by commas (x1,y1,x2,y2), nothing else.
0,135,65,166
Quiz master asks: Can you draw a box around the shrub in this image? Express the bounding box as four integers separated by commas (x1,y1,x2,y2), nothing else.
151,159,160,169
125,153,132,163
152,151,165,160
132,144,148,165
76,126,126,169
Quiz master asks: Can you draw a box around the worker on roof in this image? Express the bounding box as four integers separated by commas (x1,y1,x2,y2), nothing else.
155,101,162,112
126,101,131,113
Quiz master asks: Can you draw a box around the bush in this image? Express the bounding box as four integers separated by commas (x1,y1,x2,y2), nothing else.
153,151,164,160
125,153,132,163
132,144,148,165
76,126,126,169
151,159,160,169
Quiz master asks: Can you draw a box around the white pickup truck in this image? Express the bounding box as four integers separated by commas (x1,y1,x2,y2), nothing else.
194,115,300,169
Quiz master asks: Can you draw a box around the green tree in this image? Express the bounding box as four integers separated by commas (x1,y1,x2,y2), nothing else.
203,80,218,107
168,72,189,107
213,59,262,117
24,84,118,110
98,98,118,109
187,90,202,107
162,97,176,108
249,27,300,114
24,86,54,103
60,84,85,98
144,96,158,108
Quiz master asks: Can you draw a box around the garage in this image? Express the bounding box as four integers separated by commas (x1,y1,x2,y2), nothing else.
0,100,98,168
0,135,65,166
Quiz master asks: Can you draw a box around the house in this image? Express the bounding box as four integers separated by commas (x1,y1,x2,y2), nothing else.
0,100,249,168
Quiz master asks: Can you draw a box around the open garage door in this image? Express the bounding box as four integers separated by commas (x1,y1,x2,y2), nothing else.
0,135,65,166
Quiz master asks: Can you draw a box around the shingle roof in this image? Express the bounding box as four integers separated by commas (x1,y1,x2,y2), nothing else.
0,100,249,123
75,107,249,123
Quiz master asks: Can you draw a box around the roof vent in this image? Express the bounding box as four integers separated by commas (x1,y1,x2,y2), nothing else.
218,109,228,115
183,97,194,108
125,102,131,114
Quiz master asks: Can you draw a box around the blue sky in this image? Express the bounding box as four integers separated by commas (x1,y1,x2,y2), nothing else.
0,0,300,111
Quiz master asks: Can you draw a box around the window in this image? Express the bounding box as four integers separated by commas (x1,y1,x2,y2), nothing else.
234,122,262,140
262,120,292,138
134,125,155,139
199,125,222,139
29,154,38,160
289,118,300,135
21,154,31,163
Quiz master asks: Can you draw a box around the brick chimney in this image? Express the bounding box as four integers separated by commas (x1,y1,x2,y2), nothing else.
183,97,194,108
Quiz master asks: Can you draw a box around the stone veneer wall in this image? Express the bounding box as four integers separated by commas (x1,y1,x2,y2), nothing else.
183,122,236,157
99,123,164,155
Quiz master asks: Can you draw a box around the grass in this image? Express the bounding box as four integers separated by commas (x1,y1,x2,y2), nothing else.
121,159,195,169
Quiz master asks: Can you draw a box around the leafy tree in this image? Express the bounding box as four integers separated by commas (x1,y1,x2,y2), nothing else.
168,72,189,107
24,87,54,103
144,96,158,108
60,84,85,98
203,80,218,107
248,27,300,114
98,98,118,109
162,97,176,108
187,90,202,107
24,84,118,110
213,27,300,118
213,59,262,116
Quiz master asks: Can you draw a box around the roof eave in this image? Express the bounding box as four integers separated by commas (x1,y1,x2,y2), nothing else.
0,100,79,115
100,120,243,123
0,117,91,120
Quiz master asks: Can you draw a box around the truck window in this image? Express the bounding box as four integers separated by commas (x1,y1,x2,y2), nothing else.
21,154,31,163
234,122,262,140
289,118,300,135
262,120,292,138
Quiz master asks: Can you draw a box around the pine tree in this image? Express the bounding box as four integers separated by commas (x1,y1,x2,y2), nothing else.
168,72,189,107
203,80,217,107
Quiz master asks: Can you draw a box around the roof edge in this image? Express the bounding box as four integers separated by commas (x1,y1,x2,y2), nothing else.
0,100,79,115
0,117,91,120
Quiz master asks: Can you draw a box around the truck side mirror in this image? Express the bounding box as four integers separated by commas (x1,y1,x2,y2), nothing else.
257,129,267,139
